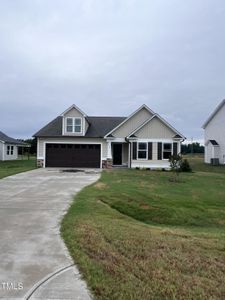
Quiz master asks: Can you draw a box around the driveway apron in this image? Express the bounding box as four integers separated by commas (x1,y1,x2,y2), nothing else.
0,168,100,299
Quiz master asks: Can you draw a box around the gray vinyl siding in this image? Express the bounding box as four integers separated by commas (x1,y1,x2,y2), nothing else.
204,103,225,164
135,117,176,139
62,107,89,136
37,137,107,160
113,108,153,137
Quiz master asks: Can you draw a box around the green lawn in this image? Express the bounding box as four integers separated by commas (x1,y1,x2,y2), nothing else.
0,158,37,179
61,157,225,300
184,153,225,173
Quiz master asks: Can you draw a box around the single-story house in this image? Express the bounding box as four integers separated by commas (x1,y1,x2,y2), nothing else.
0,131,28,161
34,104,185,169
203,99,225,164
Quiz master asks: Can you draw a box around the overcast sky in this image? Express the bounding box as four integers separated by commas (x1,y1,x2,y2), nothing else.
0,0,224,141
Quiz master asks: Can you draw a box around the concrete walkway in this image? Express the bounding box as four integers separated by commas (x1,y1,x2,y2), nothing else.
0,168,100,299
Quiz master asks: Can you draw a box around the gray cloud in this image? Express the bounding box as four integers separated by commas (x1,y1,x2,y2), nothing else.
0,0,225,140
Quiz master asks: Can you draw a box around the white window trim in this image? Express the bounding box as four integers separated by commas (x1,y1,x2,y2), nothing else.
74,117,82,133
65,117,82,134
137,142,148,160
7,145,10,155
162,142,173,160
6,145,14,156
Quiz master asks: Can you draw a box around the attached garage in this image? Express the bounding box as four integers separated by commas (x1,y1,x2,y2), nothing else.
45,143,101,168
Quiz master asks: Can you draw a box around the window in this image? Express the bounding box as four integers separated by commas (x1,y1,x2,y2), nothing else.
163,143,172,159
6,145,14,155
66,117,82,133
137,142,147,159
74,118,81,133
66,118,73,132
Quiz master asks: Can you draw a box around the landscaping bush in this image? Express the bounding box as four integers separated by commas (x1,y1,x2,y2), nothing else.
180,159,192,172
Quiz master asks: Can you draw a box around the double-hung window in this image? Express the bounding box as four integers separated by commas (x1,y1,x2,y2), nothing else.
137,142,147,159
74,118,81,133
7,145,14,155
163,143,172,159
66,118,73,132
66,117,82,133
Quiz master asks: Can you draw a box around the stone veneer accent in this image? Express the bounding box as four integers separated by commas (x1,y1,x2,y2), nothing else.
37,159,44,168
102,159,113,169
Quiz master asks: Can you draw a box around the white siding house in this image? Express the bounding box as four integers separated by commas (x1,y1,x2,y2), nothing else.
203,99,225,164
34,104,185,169
0,131,28,161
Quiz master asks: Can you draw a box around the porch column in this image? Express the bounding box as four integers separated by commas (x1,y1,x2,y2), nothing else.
107,140,112,159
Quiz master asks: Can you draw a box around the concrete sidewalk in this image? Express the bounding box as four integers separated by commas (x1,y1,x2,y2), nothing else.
0,168,100,299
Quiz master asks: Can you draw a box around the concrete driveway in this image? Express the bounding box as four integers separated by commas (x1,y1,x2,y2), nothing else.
0,168,100,300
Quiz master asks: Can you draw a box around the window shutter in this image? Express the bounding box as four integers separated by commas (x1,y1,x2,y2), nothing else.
158,142,162,160
148,142,152,160
132,142,137,160
173,142,178,156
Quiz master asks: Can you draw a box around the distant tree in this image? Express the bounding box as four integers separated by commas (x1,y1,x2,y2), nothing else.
18,138,37,155
181,142,204,154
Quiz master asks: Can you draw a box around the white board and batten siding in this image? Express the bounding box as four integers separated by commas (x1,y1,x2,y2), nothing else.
204,102,225,164
0,143,18,161
0,142,3,160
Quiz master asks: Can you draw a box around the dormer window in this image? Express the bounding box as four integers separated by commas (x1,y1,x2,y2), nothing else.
66,117,82,133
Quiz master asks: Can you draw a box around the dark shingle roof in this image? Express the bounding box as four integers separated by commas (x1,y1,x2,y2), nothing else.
0,131,27,145
33,116,126,138
173,134,183,139
34,117,63,137
209,140,219,146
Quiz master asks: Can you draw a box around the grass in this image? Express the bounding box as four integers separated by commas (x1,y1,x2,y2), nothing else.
61,156,225,300
0,157,37,179
184,153,225,173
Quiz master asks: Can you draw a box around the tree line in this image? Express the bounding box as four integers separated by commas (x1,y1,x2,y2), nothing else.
181,142,204,154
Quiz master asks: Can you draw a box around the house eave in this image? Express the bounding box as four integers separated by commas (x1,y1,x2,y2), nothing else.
60,104,87,117
202,99,225,129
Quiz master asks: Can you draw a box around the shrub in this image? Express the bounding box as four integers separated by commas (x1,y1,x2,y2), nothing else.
180,159,192,172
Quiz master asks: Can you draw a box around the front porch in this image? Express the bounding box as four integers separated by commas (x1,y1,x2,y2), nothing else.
103,141,129,168
103,139,182,169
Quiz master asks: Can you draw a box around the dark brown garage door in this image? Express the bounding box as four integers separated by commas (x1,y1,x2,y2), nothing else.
45,144,101,168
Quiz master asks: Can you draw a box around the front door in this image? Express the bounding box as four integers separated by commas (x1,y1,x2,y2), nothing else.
113,144,122,165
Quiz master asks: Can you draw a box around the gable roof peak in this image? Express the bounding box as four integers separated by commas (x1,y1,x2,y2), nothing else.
104,103,155,138
202,99,225,129
126,114,185,139
60,104,87,117
139,103,155,114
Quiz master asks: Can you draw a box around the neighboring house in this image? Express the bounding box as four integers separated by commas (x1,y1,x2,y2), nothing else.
0,131,28,161
34,104,185,169
203,99,225,164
